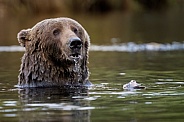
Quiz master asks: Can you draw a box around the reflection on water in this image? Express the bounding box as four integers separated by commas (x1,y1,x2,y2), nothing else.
17,88,91,122
0,50,184,121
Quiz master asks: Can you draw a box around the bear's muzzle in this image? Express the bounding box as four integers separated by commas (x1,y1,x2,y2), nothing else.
69,37,83,59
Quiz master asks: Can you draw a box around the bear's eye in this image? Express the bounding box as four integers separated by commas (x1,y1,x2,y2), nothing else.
73,28,78,34
53,28,61,36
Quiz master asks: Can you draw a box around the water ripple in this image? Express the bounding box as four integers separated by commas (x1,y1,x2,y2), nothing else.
0,42,184,52
90,42,184,52
25,103,95,111
0,45,24,52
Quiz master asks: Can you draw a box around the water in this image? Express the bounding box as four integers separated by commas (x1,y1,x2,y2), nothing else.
88,51,184,122
1,41,184,52
73,57,82,83
0,48,184,121
1,10,184,121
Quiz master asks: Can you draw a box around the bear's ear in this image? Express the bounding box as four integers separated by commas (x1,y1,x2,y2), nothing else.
17,29,31,47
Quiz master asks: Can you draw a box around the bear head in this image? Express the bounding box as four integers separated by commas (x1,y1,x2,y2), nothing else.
17,17,90,67
17,17,90,87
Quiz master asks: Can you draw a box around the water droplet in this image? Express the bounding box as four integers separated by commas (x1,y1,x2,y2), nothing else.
73,57,82,82
73,58,80,72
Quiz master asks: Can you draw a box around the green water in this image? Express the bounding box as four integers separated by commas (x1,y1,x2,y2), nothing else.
0,51,184,122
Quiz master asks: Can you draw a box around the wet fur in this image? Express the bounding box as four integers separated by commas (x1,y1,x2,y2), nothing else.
17,17,90,87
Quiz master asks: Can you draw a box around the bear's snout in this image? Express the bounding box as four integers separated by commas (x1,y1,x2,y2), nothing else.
69,37,83,59
69,37,82,49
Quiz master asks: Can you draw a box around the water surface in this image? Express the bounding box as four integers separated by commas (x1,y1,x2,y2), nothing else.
0,10,184,122
0,50,184,121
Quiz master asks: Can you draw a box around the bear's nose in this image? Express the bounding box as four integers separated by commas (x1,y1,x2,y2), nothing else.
69,37,82,49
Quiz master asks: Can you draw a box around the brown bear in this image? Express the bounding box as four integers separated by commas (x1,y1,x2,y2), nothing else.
17,17,90,88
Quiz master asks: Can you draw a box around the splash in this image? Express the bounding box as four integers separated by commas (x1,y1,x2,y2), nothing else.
123,80,146,90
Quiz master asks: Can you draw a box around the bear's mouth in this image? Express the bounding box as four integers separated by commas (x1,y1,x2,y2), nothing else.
70,53,82,59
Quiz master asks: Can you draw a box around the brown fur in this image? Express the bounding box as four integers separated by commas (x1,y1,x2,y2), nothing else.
17,17,90,87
